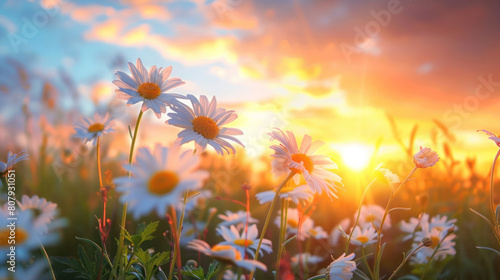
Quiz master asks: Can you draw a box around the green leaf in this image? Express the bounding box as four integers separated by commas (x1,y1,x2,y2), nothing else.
181,265,204,280
76,237,112,267
476,246,500,257
206,261,221,279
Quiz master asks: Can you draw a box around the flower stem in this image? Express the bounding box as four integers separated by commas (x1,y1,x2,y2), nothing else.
388,244,425,280
361,246,375,279
249,171,295,280
110,110,144,280
168,205,179,280
276,198,289,280
0,176,8,190
489,149,500,241
374,166,417,279
38,237,56,280
344,178,377,254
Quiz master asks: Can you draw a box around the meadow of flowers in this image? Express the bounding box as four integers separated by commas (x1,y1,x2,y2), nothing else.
1,58,500,280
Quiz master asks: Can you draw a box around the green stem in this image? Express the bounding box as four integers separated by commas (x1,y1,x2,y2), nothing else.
489,149,500,242
168,205,179,280
217,264,230,280
361,246,375,279
374,166,417,279
39,238,56,280
276,198,289,280
249,171,295,280
388,244,424,280
0,176,8,191
109,110,144,280
344,178,377,254
421,242,442,280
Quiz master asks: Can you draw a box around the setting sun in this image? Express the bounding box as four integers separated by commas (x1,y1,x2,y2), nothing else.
338,143,373,171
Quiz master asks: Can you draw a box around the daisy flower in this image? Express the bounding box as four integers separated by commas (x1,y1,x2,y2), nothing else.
114,143,209,219
329,218,351,246
0,150,28,177
167,95,244,155
478,129,500,147
268,128,342,199
325,253,356,280
18,195,59,234
179,221,206,247
0,210,60,262
274,208,314,241
218,210,258,231
349,226,378,246
429,215,457,232
217,224,272,258
413,147,439,168
255,184,314,205
374,163,400,185
308,225,328,240
357,204,391,230
188,240,267,272
113,58,185,118
400,213,429,241
73,113,114,145
411,225,456,264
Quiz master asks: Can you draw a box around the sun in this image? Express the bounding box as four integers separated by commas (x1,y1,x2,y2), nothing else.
338,143,373,171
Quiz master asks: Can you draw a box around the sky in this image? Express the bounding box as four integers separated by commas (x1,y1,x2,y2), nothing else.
1,0,500,172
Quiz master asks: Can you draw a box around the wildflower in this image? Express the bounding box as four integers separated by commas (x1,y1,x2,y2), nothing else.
0,211,60,262
73,113,114,145
179,221,206,247
477,129,500,147
413,147,439,168
114,143,209,219
348,226,378,246
256,184,314,205
400,213,429,241
411,217,456,265
18,195,59,234
357,205,391,230
113,58,185,118
374,163,400,185
0,150,28,177
268,128,343,199
274,208,314,241
188,240,267,271
217,224,272,258
167,95,243,155
329,218,351,246
325,253,356,280
218,210,258,231
308,225,328,240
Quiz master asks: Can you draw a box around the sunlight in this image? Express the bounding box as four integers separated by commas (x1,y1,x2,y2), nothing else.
338,143,373,171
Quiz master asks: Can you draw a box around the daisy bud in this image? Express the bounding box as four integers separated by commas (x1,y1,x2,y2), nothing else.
422,237,433,247
446,226,455,236
241,183,252,190
186,259,198,267
413,147,440,168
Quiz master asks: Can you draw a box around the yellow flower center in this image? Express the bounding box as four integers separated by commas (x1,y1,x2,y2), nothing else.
192,116,219,139
288,218,299,228
212,244,242,261
291,153,314,173
309,228,318,236
138,82,161,100
148,171,179,196
356,236,369,244
366,214,376,223
234,239,254,246
430,235,440,249
88,123,105,133
0,228,29,246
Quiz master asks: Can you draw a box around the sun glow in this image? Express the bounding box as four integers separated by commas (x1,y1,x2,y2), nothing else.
338,143,373,171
